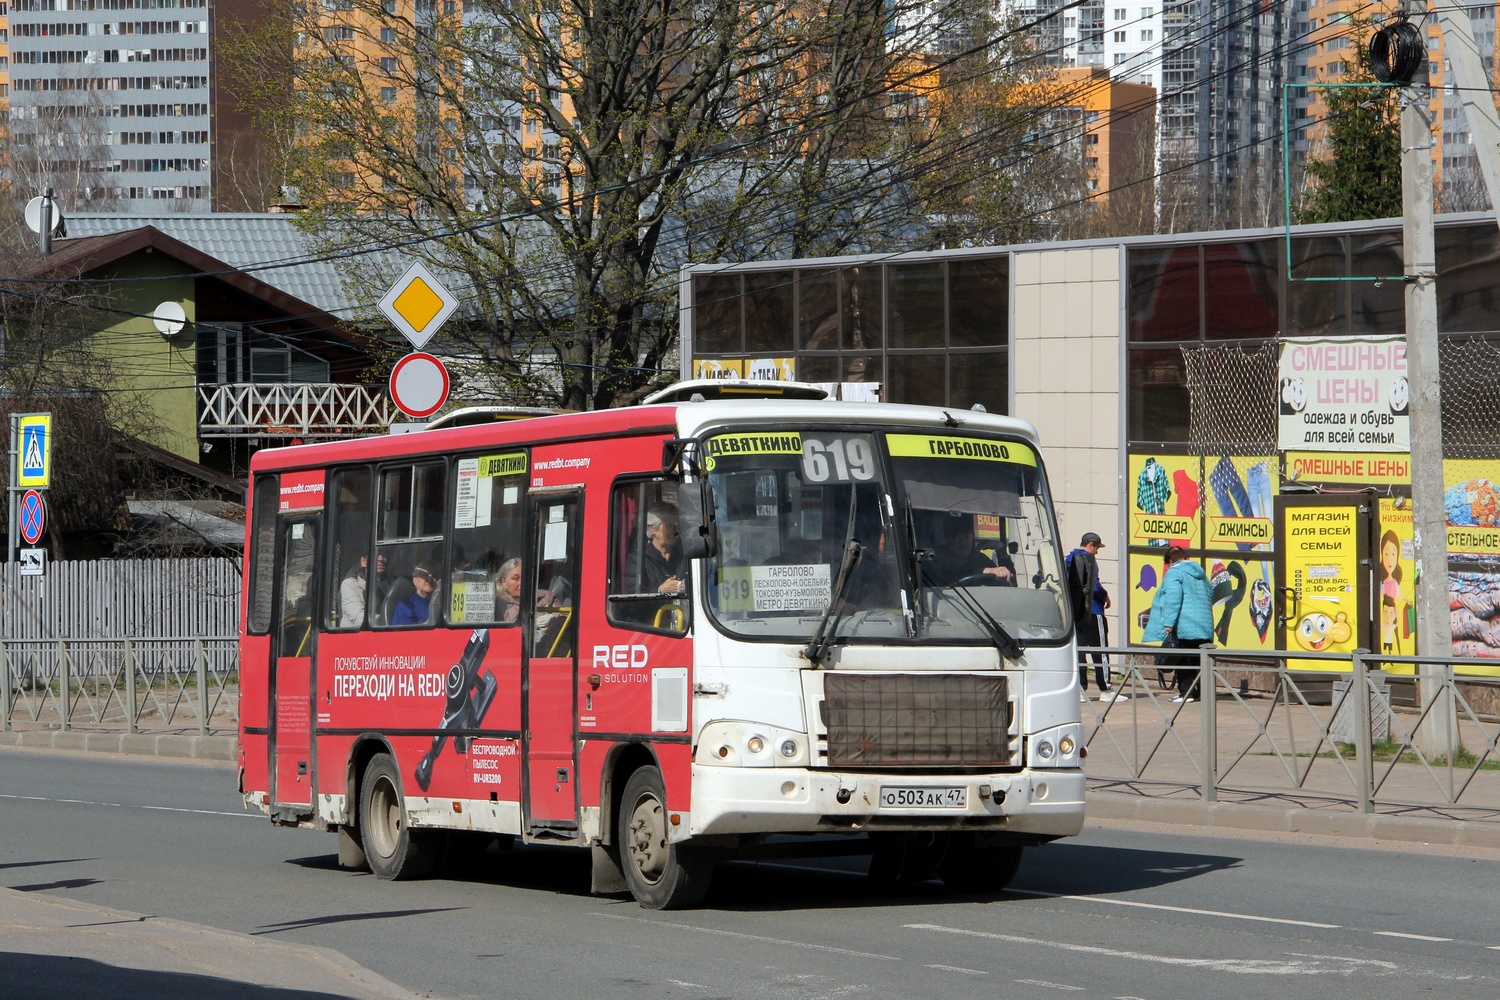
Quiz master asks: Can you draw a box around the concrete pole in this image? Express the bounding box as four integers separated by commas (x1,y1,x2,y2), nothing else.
1399,0,1455,759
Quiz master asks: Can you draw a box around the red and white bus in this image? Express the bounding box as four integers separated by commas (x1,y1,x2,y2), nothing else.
239,383,1085,908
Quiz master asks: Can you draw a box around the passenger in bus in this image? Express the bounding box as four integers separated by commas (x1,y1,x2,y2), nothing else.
392,563,440,625
371,552,392,611
493,557,562,622
628,502,685,594
926,518,1016,586
339,555,369,628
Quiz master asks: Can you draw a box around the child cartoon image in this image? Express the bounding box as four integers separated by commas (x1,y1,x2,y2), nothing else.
1377,529,1408,654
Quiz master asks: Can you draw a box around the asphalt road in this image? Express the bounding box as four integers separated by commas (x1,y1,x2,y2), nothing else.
3,747,1499,1000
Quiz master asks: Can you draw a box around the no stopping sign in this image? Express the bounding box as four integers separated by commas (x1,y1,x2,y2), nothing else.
389,352,450,419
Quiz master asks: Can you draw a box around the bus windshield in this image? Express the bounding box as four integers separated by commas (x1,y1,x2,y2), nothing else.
701,428,1070,648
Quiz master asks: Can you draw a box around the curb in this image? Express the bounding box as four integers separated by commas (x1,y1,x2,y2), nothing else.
0,729,237,762
1087,790,1500,850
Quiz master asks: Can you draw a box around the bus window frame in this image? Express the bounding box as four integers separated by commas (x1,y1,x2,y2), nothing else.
322,463,377,633
247,474,280,636
446,445,531,629
371,458,450,630
606,474,692,638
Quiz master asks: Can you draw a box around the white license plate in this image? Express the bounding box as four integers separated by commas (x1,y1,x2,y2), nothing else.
878,786,967,809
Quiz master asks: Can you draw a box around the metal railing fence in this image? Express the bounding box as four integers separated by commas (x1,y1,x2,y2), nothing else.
2,637,238,736
1081,644,1500,821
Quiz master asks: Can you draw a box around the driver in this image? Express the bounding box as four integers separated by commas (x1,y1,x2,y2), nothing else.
927,517,1015,586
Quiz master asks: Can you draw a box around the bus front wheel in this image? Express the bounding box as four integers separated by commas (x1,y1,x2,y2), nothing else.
360,753,434,881
618,765,712,909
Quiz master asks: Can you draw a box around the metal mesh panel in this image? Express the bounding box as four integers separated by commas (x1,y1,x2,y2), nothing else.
1184,343,1279,453
1440,336,1500,459
823,673,1010,768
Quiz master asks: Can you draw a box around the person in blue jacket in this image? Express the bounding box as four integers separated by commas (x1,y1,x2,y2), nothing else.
1142,546,1215,702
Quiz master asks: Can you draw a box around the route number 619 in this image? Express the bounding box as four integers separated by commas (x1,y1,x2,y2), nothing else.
801,436,875,483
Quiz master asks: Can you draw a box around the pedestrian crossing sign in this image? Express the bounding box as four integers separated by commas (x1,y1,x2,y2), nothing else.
16,413,51,488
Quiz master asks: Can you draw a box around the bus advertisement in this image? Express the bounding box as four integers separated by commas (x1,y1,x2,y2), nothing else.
239,386,1085,908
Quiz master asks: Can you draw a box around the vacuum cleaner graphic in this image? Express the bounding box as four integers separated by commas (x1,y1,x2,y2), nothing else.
414,629,497,791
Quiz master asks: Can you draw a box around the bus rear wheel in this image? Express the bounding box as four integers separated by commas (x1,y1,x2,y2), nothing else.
360,753,434,881
618,765,712,909
938,834,1023,892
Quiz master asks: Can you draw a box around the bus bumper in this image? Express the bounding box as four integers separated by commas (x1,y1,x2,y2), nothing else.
687,765,1085,839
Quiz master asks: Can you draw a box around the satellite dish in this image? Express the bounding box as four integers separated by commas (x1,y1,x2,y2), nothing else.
24,196,66,235
153,301,187,338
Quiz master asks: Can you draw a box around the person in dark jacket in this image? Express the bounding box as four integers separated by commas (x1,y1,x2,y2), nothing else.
1142,546,1215,702
393,563,439,625
1067,532,1116,698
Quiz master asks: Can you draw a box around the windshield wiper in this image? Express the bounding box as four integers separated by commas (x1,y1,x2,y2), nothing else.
804,486,864,667
922,562,1025,661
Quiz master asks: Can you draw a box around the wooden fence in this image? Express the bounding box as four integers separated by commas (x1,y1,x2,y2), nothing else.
1,558,240,641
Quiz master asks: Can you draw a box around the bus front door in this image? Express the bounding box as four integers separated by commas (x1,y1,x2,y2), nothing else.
270,514,319,820
523,493,582,832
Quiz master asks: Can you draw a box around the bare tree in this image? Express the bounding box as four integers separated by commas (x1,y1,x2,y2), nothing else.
4,79,124,213
1439,157,1494,214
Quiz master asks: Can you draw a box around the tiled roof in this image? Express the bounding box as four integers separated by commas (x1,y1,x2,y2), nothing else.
61,213,366,317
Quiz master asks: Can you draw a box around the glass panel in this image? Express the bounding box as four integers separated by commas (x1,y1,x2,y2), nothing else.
950,351,1008,414
327,467,373,630
374,462,448,627
842,355,882,391
887,263,945,349
247,476,279,635
278,518,318,657
842,266,882,351
693,274,741,353
744,271,795,354
1127,246,1199,342
1128,348,1190,443
531,497,581,657
1203,240,1279,340
949,257,1007,349
1286,236,1347,336
886,354,945,407
609,480,689,634
798,268,840,350
794,355,836,382
1436,223,1500,333
448,452,529,626
1351,231,1405,335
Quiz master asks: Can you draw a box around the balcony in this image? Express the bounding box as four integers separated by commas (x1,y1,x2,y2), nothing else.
197,382,397,439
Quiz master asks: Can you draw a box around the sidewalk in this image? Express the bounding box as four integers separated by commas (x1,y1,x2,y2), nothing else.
0,886,424,1000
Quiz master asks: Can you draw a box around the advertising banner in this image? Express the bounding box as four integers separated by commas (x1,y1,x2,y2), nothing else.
1280,503,1363,670
1278,336,1409,453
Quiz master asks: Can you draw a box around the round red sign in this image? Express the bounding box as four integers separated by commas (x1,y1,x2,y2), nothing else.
389,352,450,419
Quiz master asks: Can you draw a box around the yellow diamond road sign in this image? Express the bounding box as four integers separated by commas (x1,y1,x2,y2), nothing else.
379,260,458,349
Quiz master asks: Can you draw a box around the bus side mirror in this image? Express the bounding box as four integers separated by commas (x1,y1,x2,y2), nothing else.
677,480,717,560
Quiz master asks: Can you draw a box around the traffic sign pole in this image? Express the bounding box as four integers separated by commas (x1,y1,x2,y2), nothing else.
9,411,52,564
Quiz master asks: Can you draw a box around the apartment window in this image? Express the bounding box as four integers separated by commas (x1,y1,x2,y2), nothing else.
1114,7,1125,19
380,57,397,73
380,86,397,103
381,27,397,43
444,0,454,11
1115,53,1127,64
1085,133,1099,145
1141,29,1153,41
1114,30,1126,42
1141,6,1152,15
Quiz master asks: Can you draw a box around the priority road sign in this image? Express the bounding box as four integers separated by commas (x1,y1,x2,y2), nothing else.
19,489,46,546
17,413,52,488
378,260,458,350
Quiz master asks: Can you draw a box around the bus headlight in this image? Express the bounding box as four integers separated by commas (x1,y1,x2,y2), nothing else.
1029,723,1084,769
695,722,810,767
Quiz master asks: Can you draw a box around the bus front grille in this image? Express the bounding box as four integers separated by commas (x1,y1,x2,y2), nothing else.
822,673,1011,768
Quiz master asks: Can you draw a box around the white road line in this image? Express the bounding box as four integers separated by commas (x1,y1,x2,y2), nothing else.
593,913,901,961
904,923,1399,976
924,964,988,976
0,792,255,820
1372,931,1453,943
1488,945,1500,951
1014,979,1084,991
1005,887,1341,929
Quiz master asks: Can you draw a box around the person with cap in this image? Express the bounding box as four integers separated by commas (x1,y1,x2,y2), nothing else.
1067,531,1116,699
393,562,441,625
1142,546,1215,702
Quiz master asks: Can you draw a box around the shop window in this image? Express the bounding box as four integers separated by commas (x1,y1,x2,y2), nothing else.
693,274,741,353
842,266,882,352
1128,246,1200,342
1285,235,1348,336
949,351,1008,414
1203,240,1278,340
887,353,945,406
798,268,840,350
1128,348,1190,443
886,262,945,349
1436,223,1500,334
949,257,1008,349
744,270,794,354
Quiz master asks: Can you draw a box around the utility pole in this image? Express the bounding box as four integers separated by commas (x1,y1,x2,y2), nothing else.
1398,0,1453,758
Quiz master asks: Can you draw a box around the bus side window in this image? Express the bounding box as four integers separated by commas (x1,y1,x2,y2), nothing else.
247,475,279,635
373,461,448,628
607,478,689,636
447,453,527,626
325,467,373,630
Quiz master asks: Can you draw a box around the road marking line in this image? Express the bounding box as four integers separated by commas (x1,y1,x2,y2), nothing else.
0,792,255,820
593,913,900,961
904,923,1398,975
1372,931,1452,943
1005,887,1340,929
924,964,988,976
1015,979,1084,991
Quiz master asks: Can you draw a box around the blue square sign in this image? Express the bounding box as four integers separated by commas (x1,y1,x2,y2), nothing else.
17,413,51,488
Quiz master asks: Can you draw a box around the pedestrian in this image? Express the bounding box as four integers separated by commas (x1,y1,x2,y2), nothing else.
1067,531,1117,699
1142,546,1215,702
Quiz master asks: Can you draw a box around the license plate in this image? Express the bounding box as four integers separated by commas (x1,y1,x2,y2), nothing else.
878,786,967,809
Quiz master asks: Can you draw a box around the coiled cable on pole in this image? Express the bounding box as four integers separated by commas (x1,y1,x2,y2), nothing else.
1370,18,1426,86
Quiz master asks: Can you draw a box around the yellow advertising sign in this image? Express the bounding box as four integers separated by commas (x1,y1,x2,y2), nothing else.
1207,515,1273,546
1282,505,1361,670
1284,451,1411,486
886,434,1037,466
1131,513,1196,544
477,452,527,477
1376,498,1417,668
693,358,746,379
